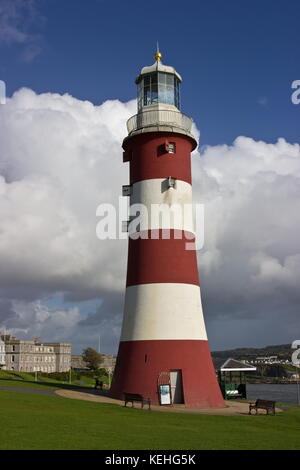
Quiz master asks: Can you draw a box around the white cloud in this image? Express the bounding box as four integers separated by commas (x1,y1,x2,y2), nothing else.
0,87,299,352
258,97,268,107
0,0,44,61
192,136,300,348
5,300,81,343
0,89,136,296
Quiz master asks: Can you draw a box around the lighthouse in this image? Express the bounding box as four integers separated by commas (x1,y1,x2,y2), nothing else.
110,50,224,408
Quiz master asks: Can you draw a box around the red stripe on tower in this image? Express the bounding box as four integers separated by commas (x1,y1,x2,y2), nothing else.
126,230,199,286
110,49,225,408
125,133,194,185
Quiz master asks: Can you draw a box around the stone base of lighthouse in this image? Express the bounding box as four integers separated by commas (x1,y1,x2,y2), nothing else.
110,339,225,408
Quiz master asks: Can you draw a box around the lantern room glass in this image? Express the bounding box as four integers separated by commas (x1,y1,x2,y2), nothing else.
137,72,180,111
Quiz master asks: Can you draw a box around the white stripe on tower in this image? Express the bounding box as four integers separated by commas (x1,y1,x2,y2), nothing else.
128,178,194,234
120,283,208,342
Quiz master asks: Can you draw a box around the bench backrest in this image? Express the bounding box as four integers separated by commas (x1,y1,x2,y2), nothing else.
256,399,275,407
124,393,143,400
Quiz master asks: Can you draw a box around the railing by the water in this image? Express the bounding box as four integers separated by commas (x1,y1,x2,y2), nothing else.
127,109,193,134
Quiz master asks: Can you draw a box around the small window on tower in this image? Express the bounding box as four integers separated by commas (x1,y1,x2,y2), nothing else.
167,177,176,189
167,142,176,154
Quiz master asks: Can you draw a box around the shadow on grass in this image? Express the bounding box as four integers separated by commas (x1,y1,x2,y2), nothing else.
0,376,110,397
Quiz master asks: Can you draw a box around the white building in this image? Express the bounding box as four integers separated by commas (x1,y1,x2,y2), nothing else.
0,335,71,373
255,356,279,364
0,338,5,369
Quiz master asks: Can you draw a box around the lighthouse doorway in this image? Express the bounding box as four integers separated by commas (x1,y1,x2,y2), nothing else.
170,370,184,404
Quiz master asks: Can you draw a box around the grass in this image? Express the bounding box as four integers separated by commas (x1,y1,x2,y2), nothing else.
0,369,62,390
0,379,56,389
0,369,99,390
0,385,299,450
0,368,108,388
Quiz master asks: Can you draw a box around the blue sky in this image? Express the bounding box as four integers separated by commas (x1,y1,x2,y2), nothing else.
0,0,300,354
1,0,300,146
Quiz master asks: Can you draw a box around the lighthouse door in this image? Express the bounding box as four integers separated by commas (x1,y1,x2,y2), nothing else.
170,370,184,404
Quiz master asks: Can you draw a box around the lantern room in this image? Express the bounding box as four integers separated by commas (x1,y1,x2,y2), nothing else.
135,50,182,111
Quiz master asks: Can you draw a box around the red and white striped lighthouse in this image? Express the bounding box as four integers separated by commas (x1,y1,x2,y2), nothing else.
110,50,224,408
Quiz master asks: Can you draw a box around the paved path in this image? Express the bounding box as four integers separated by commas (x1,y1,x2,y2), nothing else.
55,389,283,415
0,386,283,415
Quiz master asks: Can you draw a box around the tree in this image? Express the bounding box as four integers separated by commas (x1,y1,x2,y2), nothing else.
82,348,103,371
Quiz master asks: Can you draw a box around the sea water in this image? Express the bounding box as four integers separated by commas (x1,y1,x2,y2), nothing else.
246,383,300,404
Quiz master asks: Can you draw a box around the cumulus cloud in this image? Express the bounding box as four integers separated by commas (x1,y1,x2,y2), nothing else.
0,88,135,352
0,87,299,353
193,137,300,348
3,299,81,342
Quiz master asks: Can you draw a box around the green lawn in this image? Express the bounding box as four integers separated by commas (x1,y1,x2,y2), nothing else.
0,368,105,388
0,369,96,390
0,387,299,450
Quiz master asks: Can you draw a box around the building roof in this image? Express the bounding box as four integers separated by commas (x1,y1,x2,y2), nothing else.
135,52,182,84
219,358,257,372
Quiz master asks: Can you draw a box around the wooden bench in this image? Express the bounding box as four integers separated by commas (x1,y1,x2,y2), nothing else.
124,392,151,410
249,399,276,415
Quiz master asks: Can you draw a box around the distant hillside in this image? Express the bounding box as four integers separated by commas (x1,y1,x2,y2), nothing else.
212,344,292,360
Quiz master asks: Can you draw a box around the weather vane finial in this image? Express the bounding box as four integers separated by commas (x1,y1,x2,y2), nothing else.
154,41,162,61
